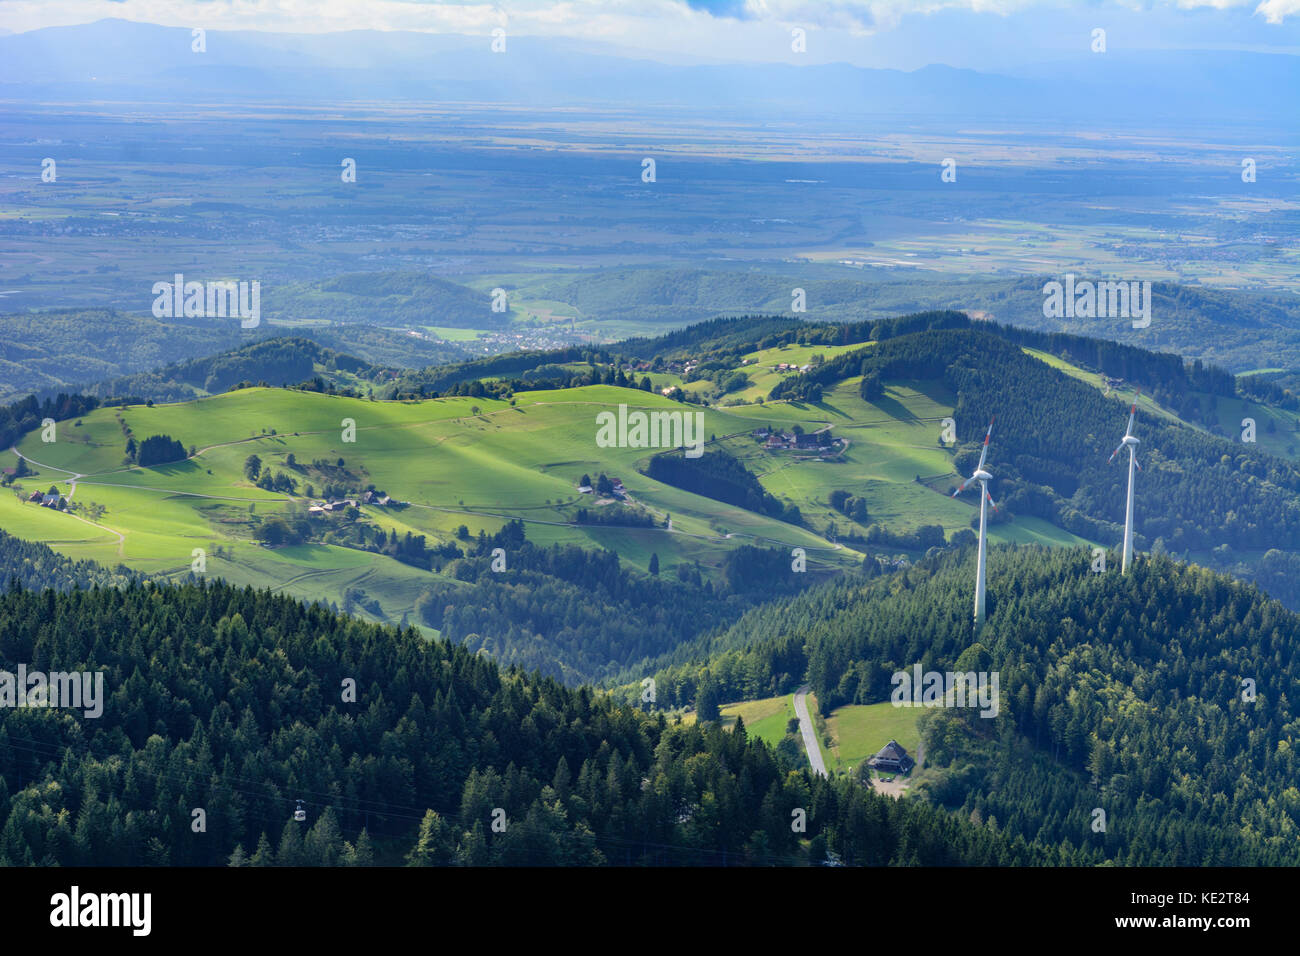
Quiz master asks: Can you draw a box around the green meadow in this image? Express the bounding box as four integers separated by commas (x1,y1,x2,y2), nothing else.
824,702,923,777
7,385,862,623
6,352,1131,629
717,694,799,748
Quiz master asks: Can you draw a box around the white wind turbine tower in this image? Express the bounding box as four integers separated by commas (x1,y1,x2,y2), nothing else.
952,418,997,627
1109,391,1142,573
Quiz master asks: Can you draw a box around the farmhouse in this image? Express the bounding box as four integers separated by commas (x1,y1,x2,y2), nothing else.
867,740,914,774
27,491,42,502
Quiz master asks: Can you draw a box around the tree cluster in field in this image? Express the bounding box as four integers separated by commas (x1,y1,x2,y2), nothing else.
574,505,656,528
646,545,1300,865
643,449,801,525
132,434,187,467
250,498,445,570
829,489,869,524
330,522,453,572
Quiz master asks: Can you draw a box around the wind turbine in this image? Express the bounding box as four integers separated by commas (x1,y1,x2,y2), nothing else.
1108,391,1142,573
952,418,997,627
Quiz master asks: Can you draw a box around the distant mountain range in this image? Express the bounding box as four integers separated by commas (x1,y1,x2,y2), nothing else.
1,19,1295,128
0,309,467,403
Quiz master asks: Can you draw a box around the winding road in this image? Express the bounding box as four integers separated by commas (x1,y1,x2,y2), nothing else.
793,685,827,778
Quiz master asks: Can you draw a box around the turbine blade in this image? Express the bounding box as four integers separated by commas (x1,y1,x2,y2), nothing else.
1134,457,1142,472
952,475,974,497
977,417,994,469
1108,442,1125,463
985,489,998,512
1125,390,1141,438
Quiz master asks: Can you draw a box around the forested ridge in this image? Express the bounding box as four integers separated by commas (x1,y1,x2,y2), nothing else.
0,310,464,405
0,578,1055,866
408,520,815,683
646,546,1300,865
0,529,137,593
78,337,382,405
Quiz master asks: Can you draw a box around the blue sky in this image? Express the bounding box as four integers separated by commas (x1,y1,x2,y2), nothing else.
0,0,1296,70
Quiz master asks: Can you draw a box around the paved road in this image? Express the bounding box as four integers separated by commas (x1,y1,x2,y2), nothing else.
793,685,827,778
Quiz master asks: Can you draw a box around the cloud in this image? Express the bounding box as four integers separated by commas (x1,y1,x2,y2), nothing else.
0,0,1290,41
671,0,1047,33
676,0,1294,30
1254,0,1300,22
682,0,755,18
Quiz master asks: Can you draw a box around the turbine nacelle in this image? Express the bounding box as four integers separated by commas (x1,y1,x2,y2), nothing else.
1122,435,1139,447
973,469,993,482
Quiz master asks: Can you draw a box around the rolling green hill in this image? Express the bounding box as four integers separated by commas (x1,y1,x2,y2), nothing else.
13,306,1300,675
2,384,863,678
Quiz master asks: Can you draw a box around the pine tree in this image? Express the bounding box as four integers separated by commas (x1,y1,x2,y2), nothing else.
407,810,452,866
351,828,375,866
303,807,342,866
276,821,305,866
250,833,274,867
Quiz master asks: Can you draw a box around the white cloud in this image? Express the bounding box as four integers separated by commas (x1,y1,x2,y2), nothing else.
0,0,1290,40
1255,0,1300,23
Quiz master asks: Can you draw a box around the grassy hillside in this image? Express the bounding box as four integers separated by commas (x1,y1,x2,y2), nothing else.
4,385,859,632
